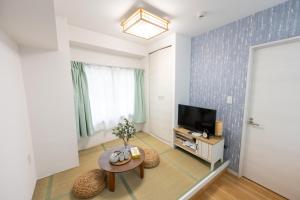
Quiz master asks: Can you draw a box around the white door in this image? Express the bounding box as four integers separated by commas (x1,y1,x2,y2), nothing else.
243,39,300,200
149,47,172,143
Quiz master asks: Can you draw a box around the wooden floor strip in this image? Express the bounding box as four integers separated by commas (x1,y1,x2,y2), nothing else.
206,184,234,200
191,171,287,200
214,177,257,200
239,176,287,200
223,173,285,200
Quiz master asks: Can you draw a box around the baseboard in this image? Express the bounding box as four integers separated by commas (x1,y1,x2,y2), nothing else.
227,168,239,177
144,131,173,147
79,126,144,151
78,133,117,150
179,160,230,200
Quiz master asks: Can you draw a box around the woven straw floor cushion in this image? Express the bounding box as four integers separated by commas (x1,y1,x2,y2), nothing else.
144,149,160,169
72,169,106,199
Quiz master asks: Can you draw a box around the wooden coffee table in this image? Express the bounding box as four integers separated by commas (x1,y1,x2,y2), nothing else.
98,146,145,192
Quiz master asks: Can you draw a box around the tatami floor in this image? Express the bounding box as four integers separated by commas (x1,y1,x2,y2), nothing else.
32,132,211,200
191,172,287,200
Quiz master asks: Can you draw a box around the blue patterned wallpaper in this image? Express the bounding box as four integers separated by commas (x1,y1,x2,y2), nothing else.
190,0,300,172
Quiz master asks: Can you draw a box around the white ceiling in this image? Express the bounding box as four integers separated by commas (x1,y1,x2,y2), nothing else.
55,0,287,45
0,0,58,49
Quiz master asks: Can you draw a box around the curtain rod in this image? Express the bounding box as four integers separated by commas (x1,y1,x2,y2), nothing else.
72,60,144,71
149,45,172,55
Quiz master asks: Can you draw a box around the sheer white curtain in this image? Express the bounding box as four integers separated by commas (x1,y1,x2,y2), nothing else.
85,64,135,131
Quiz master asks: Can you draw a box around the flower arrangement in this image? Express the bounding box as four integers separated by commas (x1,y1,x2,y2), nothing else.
112,118,136,148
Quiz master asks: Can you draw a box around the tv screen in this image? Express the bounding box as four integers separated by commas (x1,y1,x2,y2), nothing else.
178,104,216,135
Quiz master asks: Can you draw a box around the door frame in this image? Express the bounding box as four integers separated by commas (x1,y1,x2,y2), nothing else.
238,35,300,177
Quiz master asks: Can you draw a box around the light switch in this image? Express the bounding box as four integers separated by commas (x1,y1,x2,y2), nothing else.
226,96,233,104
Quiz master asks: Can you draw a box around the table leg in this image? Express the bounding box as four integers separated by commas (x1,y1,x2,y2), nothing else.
139,162,144,179
107,172,115,192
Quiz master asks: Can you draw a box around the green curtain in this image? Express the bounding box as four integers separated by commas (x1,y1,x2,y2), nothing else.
133,69,146,123
71,61,94,137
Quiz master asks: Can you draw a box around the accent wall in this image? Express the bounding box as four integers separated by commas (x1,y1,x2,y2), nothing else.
190,0,300,172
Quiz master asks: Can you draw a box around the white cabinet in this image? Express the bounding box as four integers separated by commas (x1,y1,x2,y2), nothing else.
149,46,173,143
196,140,202,156
196,139,224,170
201,142,209,161
147,34,191,144
174,127,224,171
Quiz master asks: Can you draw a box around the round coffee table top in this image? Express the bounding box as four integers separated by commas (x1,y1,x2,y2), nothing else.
98,146,145,173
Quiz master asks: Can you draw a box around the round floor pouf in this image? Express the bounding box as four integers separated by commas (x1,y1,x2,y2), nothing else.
72,169,106,199
144,149,160,169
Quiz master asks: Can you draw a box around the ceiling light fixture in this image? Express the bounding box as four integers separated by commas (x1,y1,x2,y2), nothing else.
121,8,169,40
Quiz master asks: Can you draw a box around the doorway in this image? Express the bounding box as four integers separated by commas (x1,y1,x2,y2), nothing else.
241,37,300,200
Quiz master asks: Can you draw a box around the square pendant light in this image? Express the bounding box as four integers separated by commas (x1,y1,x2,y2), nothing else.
121,8,169,39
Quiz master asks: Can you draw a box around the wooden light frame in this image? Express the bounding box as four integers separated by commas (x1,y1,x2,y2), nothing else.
121,8,169,39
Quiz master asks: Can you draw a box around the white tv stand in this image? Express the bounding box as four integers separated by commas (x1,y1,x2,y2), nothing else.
173,127,224,171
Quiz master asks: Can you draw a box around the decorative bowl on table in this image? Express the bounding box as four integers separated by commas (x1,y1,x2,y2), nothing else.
109,149,131,165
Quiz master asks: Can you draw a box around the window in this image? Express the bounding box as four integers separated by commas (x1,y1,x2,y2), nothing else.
85,64,135,131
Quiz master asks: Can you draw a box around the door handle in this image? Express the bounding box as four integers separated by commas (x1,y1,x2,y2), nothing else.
247,117,262,128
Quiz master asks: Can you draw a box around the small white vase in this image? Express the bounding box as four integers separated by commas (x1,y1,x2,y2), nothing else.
119,152,125,161
124,150,130,160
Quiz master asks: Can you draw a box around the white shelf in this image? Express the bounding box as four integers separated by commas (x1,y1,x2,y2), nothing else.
174,127,224,171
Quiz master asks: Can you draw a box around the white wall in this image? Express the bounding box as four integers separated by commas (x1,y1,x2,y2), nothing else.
70,46,144,69
70,46,145,150
68,25,147,58
174,34,191,126
141,56,150,133
0,0,58,49
0,29,37,200
20,17,79,178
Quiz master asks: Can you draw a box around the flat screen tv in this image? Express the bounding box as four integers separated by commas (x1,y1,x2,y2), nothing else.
178,104,216,135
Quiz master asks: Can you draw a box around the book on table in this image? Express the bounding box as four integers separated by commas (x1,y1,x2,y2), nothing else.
130,147,141,159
